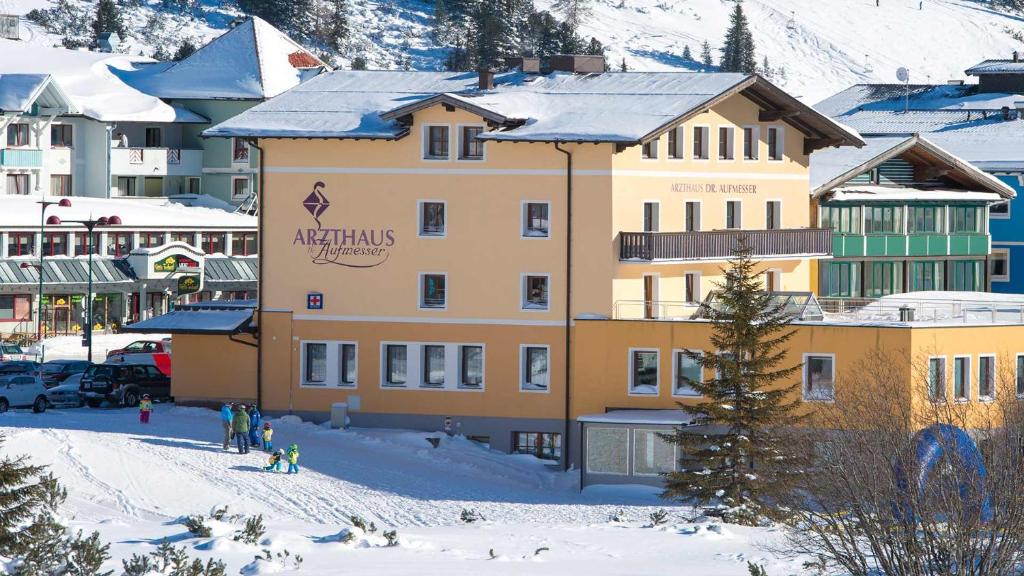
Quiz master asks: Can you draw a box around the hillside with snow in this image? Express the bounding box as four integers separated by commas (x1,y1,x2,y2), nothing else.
2,0,1024,102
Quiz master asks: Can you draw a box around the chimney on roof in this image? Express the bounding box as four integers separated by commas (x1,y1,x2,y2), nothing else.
478,68,495,90
1015,51,1020,63
549,54,606,74
505,56,541,74
946,79,964,86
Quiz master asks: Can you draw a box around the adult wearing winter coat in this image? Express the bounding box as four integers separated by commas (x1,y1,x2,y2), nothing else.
247,406,262,447
220,403,234,450
233,404,251,454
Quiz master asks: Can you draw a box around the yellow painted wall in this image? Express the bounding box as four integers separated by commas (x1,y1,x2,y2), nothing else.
171,334,257,405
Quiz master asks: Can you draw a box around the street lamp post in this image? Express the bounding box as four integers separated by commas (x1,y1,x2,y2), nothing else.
63,215,122,363
34,198,71,362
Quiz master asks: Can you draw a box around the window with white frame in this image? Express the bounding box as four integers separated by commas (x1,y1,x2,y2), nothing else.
767,126,783,161
928,357,946,401
629,349,659,395
420,273,446,309
674,350,702,396
684,272,700,304
766,200,782,230
633,429,676,475
991,248,1009,282
422,345,446,387
742,126,759,160
459,345,484,388
232,138,249,163
667,127,684,159
1016,354,1024,397
692,126,709,159
51,174,74,197
764,269,780,292
419,201,446,237
301,341,357,388
231,177,250,200
424,125,450,160
523,274,549,310
954,356,970,400
979,355,995,399
642,138,658,159
521,345,549,391
990,201,1010,219
718,127,735,160
384,344,408,386
803,354,835,401
523,202,549,237
726,200,742,229
684,201,701,232
585,427,628,475
458,125,484,160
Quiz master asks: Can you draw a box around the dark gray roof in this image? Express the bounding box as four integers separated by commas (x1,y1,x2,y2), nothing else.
123,307,254,335
204,257,257,283
965,60,1024,76
0,258,133,285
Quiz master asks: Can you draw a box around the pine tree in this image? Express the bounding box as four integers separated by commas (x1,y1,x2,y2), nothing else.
350,55,368,70
90,0,126,43
173,39,197,61
619,57,627,72
682,44,693,61
552,0,591,30
472,1,509,69
522,10,560,63
662,241,805,525
0,436,49,554
759,55,772,80
432,0,453,44
312,0,349,53
718,1,756,73
556,20,583,54
700,40,714,68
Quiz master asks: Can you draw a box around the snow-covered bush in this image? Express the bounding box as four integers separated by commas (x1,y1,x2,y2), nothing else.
233,515,266,546
460,508,485,523
383,530,399,547
122,540,225,576
181,515,211,538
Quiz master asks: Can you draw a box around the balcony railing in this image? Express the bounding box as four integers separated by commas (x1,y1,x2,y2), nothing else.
619,228,833,261
0,148,44,168
110,147,202,177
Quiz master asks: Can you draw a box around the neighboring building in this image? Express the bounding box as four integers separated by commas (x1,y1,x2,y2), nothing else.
0,195,256,337
0,16,326,206
810,135,1014,297
156,64,863,466
816,55,1024,293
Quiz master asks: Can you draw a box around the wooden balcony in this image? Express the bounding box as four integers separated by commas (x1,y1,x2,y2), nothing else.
619,228,833,262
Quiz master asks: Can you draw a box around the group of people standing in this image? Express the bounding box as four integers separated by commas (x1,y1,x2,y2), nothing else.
219,402,300,474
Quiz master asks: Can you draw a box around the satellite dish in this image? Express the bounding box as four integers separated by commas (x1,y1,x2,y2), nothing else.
896,67,910,83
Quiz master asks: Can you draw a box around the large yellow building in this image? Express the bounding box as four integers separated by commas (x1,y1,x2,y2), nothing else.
128,61,1024,479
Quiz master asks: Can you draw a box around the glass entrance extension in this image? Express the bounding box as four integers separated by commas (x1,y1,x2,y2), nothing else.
821,259,987,297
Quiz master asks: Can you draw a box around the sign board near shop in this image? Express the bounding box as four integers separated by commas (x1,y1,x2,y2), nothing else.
177,275,201,295
154,255,177,272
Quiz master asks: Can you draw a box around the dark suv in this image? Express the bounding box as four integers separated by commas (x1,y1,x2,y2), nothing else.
80,364,171,408
41,360,91,387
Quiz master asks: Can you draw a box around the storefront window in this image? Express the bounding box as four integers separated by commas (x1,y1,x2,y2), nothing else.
75,233,101,256
585,427,628,475
90,294,124,331
41,294,84,336
201,233,227,254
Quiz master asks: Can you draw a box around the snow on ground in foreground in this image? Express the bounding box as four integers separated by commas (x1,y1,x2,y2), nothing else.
0,406,801,574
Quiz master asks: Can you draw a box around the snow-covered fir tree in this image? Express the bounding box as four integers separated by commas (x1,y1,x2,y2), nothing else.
718,0,756,73
311,0,349,53
700,40,714,68
173,38,197,60
552,0,591,30
682,44,692,61
91,0,127,42
662,242,805,525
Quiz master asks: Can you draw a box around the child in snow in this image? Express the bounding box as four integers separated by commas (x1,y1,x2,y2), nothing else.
264,449,284,473
286,443,300,475
139,394,153,424
261,422,273,452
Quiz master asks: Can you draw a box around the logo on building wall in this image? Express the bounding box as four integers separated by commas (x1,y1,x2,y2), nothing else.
306,292,323,310
177,275,201,295
293,181,396,268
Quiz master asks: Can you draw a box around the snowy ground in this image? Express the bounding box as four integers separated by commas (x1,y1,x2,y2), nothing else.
0,406,801,574
25,333,170,360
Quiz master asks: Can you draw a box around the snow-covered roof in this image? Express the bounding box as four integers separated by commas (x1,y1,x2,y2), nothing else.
965,59,1024,76
0,73,75,113
815,83,1024,168
810,134,1015,199
128,17,326,100
0,196,255,229
206,70,862,147
825,186,1004,203
0,39,205,123
577,410,698,426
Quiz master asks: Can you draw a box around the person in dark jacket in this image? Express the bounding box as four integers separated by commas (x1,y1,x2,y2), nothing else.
247,405,262,447
232,404,251,454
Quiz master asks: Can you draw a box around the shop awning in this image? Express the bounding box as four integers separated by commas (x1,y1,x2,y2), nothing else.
0,257,133,286
204,257,257,283
123,306,254,335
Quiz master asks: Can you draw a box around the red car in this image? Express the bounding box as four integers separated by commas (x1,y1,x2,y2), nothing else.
106,339,172,376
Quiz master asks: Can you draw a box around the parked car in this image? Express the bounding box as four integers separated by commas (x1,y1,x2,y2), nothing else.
106,339,171,358
45,373,84,408
0,361,40,377
41,360,92,388
0,373,48,413
0,344,31,361
80,363,171,408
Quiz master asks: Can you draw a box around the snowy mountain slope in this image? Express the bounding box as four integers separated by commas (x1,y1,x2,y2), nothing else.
2,0,1024,103
0,406,808,574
